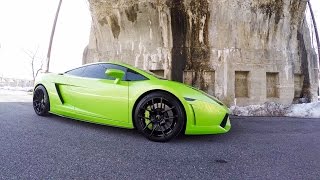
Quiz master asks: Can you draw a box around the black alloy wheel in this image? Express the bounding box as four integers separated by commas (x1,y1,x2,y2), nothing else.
33,85,50,116
134,91,185,142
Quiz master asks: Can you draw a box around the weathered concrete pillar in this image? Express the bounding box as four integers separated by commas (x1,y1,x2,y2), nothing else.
84,0,173,79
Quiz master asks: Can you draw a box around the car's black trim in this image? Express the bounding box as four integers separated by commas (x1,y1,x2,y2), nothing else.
220,114,228,128
184,97,196,101
189,104,196,125
55,84,64,104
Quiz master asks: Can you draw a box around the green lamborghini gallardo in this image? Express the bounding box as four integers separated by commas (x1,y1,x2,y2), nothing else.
33,62,231,142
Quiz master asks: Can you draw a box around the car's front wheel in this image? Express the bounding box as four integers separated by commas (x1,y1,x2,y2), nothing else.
134,91,185,142
33,85,50,116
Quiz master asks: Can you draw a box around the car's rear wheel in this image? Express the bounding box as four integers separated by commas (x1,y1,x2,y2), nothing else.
134,91,185,142
33,85,50,116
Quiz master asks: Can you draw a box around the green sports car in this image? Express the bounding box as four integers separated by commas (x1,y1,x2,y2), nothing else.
33,62,231,142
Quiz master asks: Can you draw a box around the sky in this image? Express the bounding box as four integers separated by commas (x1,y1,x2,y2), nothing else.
0,0,319,80
0,0,91,80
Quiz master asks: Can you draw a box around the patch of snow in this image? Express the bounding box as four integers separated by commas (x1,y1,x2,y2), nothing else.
0,86,33,92
230,101,320,118
230,102,288,117
286,102,320,118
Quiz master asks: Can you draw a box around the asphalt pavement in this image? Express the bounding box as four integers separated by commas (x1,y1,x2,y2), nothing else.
0,92,319,179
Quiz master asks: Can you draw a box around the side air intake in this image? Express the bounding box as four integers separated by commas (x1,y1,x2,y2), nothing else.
220,114,228,128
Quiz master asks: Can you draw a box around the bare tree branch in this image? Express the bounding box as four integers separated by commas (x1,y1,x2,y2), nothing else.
35,60,44,78
23,47,43,82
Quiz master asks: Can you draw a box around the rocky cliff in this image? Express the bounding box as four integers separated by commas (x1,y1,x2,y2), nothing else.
84,0,319,106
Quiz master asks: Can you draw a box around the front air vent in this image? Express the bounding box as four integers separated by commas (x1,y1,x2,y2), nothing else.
220,114,228,128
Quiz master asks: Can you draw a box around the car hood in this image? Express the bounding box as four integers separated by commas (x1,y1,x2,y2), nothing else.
157,80,227,108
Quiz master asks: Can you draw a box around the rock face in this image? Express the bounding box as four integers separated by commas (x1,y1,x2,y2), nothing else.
84,0,319,106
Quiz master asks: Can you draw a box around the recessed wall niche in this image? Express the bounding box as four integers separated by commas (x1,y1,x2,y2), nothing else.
235,71,249,98
294,74,303,98
266,72,279,98
183,70,215,95
149,70,164,77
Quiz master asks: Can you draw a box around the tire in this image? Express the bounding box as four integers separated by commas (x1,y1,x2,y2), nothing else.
134,91,185,142
33,85,50,116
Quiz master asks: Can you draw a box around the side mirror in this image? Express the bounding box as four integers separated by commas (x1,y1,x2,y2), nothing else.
106,69,125,84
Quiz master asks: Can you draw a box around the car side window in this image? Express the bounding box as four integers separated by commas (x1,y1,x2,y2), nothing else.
64,67,86,77
126,69,148,81
65,63,148,81
81,64,109,79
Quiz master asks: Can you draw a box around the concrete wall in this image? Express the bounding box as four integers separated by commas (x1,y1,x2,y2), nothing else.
84,0,319,106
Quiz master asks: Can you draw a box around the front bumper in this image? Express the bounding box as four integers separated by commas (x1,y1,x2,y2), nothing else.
184,100,231,135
